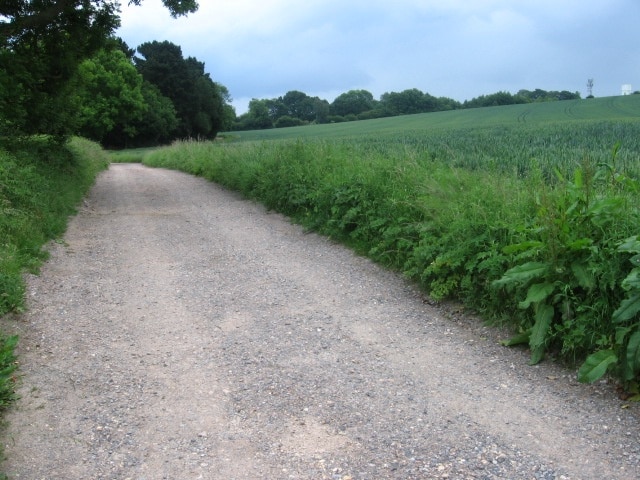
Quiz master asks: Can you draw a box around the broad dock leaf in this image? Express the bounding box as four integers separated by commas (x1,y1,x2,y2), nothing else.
578,350,617,383
613,293,640,323
518,282,555,309
493,262,547,287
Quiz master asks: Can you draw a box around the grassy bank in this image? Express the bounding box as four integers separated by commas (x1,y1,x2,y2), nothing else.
0,136,109,414
144,113,640,387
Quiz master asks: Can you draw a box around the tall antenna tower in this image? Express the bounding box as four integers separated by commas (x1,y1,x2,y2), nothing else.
586,78,594,97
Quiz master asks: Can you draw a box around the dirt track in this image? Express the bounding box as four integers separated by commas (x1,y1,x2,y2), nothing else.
1,163,639,479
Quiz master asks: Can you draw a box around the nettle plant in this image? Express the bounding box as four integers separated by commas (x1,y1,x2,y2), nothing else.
493,145,640,387
579,235,640,389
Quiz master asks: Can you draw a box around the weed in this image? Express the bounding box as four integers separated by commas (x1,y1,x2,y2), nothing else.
494,147,639,371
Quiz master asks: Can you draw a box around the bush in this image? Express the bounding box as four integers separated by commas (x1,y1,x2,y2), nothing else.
275,116,306,128
327,115,346,123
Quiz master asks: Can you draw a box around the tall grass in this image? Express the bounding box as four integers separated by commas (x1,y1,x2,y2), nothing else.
145,117,640,385
0,137,109,313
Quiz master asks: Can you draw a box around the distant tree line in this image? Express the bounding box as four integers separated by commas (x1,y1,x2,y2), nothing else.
234,88,582,131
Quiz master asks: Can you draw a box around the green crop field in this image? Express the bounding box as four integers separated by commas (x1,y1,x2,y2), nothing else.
221,95,640,185
145,95,640,388
226,94,640,142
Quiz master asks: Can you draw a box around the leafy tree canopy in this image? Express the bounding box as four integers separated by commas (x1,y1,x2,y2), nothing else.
0,1,198,141
76,48,147,147
380,88,449,115
135,40,225,139
0,1,197,42
245,99,274,130
234,86,580,131
517,89,581,102
330,90,375,117
131,81,180,147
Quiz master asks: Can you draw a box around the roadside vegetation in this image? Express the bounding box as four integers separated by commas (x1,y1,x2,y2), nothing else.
0,137,109,410
144,96,640,391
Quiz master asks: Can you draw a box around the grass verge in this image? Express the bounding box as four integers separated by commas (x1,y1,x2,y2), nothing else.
1,137,109,314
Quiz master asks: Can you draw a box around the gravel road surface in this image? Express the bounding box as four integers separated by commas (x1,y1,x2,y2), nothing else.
1,163,639,479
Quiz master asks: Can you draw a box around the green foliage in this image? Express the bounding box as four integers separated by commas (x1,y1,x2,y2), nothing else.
231,87,582,132
0,1,121,140
578,349,618,383
135,40,225,140
330,89,376,117
493,147,639,371
0,334,18,410
132,81,180,146
275,116,306,128
0,137,109,314
129,0,199,17
0,1,198,141
579,234,640,385
264,90,330,124
377,88,460,116
463,91,529,108
237,99,275,130
76,49,147,147
517,88,581,102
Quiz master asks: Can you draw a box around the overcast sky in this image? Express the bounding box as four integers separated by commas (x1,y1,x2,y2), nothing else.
117,0,640,114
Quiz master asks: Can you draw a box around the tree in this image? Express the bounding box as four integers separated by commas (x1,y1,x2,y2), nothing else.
463,91,527,109
135,40,226,139
0,1,197,41
131,82,180,146
517,89,580,102
75,48,148,147
280,91,316,122
313,97,330,124
269,91,330,124
0,2,117,139
330,90,375,117
380,88,429,115
217,85,237,132
244,99,274,129
275,116,305,128
0,1,198,140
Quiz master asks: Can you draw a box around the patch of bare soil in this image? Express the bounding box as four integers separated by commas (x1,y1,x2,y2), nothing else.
1,163,639,479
